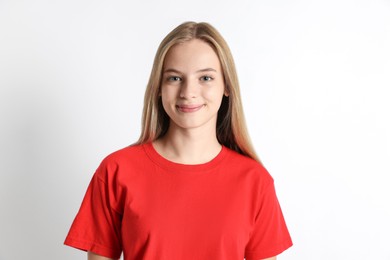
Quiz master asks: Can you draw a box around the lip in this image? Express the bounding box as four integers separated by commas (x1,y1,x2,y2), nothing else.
176,104,204,113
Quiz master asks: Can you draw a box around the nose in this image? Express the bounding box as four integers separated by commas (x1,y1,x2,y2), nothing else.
179,78,198,99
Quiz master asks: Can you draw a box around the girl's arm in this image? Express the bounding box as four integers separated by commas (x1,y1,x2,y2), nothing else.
262,257,276,260
87,251,115,260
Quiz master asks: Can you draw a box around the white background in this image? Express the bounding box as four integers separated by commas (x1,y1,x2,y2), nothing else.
1,0,389,259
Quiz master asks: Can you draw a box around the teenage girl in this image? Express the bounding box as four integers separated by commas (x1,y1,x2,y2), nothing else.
65,21,292,260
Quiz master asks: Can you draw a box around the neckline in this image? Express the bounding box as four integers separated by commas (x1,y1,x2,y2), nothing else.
142,142,228,173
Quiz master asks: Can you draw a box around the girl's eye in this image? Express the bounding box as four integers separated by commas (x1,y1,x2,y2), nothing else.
201,76,213,81
168,76,182,81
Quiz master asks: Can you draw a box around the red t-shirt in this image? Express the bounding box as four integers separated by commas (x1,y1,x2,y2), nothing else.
64,143,292,259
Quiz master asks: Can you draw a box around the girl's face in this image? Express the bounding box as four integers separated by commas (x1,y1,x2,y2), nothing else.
161,39,226,132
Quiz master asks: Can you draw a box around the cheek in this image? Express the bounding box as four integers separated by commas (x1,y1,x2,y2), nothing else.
204,84,225,103
160,96,172,113
161,85,179,100
160,89,176,114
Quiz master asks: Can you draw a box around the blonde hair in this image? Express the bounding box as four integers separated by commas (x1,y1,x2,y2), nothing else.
135,21,260,162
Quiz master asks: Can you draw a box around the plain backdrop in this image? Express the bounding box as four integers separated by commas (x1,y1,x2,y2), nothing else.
1,0,389,259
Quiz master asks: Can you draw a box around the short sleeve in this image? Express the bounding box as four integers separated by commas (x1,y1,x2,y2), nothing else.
245,181,293,260
64,162,123,259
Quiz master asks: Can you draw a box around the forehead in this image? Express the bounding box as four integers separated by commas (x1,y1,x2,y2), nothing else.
163,39,221,71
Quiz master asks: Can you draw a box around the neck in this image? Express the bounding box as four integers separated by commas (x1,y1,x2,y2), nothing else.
153,125,222,164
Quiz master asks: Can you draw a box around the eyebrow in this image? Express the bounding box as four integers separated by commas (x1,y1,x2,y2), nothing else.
163,68,217,74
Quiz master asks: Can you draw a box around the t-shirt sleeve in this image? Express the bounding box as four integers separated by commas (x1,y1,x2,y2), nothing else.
245,180,293,260
64,160,123,259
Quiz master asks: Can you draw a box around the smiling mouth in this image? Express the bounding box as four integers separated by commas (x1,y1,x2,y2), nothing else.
176,104,204,113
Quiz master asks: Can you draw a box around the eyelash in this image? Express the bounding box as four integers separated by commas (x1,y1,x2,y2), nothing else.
168,76,182,81
201,75,213,81
167,76,214,82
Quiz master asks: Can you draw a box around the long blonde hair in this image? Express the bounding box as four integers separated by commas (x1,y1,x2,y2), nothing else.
135,21,260,162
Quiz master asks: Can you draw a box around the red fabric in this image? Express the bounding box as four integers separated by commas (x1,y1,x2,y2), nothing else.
64,143,292,259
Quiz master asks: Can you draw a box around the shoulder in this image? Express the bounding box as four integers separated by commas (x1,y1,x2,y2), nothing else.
101,143,145,164
94,143,147,181
224,147,261,167
223,147,274,186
